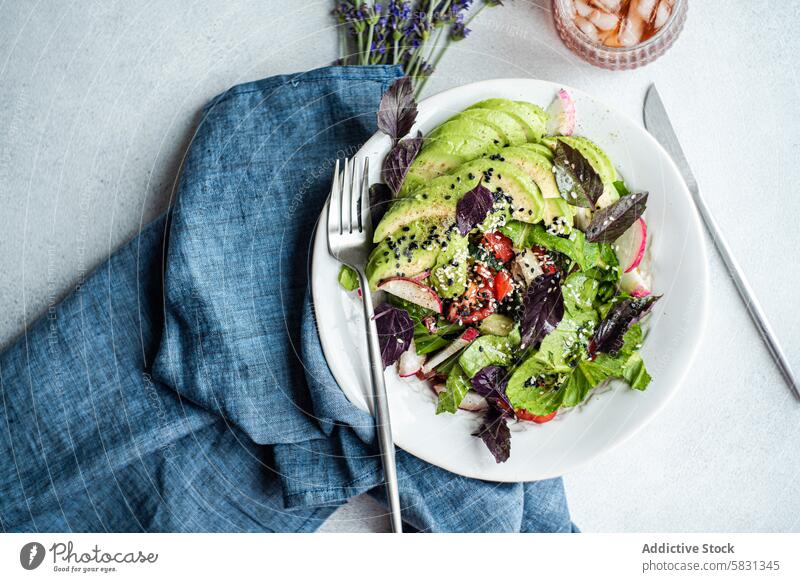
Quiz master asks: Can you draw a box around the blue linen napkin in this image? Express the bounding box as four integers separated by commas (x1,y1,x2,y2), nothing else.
0,65,577,533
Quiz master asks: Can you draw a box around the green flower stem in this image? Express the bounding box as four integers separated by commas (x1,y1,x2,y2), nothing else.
364,22,375,66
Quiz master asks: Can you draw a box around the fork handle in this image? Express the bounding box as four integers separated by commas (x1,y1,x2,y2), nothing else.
357,272,404,533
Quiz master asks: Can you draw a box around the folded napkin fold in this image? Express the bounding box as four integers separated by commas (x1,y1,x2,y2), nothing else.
0,65,576,532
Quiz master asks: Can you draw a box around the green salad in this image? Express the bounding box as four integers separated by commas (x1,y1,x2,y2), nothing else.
339,79,658,463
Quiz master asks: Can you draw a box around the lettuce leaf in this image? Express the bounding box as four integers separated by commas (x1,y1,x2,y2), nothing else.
436,363,471,414
562,353,623,407
506,356,565,415
561,272,600,315
534,310,598,371
623,352,651,391
500,221,619,278
507,321,650,412
458,331,519,378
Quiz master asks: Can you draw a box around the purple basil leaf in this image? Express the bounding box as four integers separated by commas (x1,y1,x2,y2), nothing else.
585,191,649,243
520,273,565,350
473,406,511,463
553,141,604,209
471,365,513,415
589,295,661,357
456,182,493,235
373,303,414,368
369,183,392,229
377,77,417,144
382,132,424,194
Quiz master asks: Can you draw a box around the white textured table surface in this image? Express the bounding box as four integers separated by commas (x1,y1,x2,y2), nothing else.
1,1,798,533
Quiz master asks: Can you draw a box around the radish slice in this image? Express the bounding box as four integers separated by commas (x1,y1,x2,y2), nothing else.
378,277,443,314
410,270,431,282
615,217,647,273
398,340,426,377
422,315,438,333
459,391,488,412
421,328,480,374
620,267,651,297
546,88,576,136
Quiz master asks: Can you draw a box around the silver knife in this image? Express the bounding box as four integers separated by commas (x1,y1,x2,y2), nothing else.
644,84,800,400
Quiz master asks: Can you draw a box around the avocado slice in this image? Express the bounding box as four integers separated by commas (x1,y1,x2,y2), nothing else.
427,118,504,148
400,121,505,197
400,151,462,195
544,198,573,227
500,146,559,199
467,99,547,142
429,233,469,298
557,136,619,208
453,109,527,146
365,220,443,290
374,158,544,242
516,142,554,160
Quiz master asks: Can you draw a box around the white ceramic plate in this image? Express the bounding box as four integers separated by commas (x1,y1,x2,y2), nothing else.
311,78,708,482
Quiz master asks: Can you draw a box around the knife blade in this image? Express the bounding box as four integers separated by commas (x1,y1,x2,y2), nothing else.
644,84,799,400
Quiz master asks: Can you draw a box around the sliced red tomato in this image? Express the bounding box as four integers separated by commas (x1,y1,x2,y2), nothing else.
532,245,558,275
493,270,513,302
516,408,557,423
446,265,496,324
482,232,515,263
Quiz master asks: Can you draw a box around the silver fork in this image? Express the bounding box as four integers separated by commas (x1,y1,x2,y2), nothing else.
326,156,403,533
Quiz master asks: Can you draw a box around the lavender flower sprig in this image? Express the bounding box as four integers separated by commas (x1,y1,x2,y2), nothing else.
333,0,503,95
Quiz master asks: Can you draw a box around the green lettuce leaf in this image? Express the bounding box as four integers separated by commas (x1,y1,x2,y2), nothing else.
623,352,651,391
459,331,520,378
506,356,566,415
562,354,623,407
534,311,598,371
561,272,600,316
436,363,471,414
500,222,619,280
